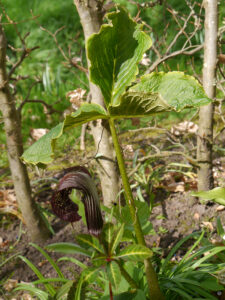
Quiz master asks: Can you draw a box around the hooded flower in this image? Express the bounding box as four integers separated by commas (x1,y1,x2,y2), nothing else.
51,166,103,235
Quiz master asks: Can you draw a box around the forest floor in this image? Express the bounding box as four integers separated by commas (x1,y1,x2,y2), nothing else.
1,125,225,298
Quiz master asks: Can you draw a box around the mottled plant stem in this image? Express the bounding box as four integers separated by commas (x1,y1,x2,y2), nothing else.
109,282,113,300
109,118,164,300
116,260,138,289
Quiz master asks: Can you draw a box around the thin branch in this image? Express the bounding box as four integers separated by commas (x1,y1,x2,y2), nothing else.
31,11,88,75
18,99,61,115
146,44,203,73
8,46,39,79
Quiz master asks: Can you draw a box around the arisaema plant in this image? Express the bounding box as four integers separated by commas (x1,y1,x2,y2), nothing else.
21,7,211,300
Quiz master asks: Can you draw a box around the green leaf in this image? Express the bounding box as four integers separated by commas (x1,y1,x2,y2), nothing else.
21,103,108,165
30,243,64,279
91,252,106,267
191,246,225,269
73,276,85,300
46,242,91,257
83,267,100,283
58,257,87,269
87,7,152,107
116,244,152,261
64,103,108,128
21,122,64,165
217,217,225,237
54,280,74,300
110,224,124,254
102,223,115,247
107,261,121,289
14,284,49,300
109,91,169,117
109,71,211,118
131,72,211,111
192,187,225,205
75,234,104,253
32,278,68,284
18,255,55,297
70,266,100,300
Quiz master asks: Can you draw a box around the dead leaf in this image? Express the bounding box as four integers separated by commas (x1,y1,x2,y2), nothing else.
30,128,49,141
171,121,198,136
167,182,185,192
38,260,48,267
216,205,225,212
193,213,200,221
218,54,225,64
0,189,24,222
201,221,213,231
3,279,18,291
140,53,151,66
66,88,86,110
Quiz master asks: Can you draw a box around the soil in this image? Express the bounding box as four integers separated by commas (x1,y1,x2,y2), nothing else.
1,129,225,298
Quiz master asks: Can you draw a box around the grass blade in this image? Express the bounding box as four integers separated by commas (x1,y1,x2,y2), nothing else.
18,255,55,297
14,284,49,300
30,242,64,278
58,257,87,269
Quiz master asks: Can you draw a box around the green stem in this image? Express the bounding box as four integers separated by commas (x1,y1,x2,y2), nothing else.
109,118,164,300
116,260,138,290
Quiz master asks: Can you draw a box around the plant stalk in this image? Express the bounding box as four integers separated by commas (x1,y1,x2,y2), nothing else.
109,118,164,300
116,260,138,289
109,282,113,300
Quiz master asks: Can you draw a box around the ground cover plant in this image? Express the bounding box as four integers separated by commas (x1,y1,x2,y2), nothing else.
13,6,225,300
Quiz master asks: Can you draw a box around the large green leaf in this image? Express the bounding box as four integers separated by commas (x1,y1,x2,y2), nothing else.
87,8,152,107
109,72,211,117
192,187,225,206
21,122,64,165
116,244,152,261
75,234,104,254
21,103,108,165
46,242,91,257
109,91,168,117
107,261,121,289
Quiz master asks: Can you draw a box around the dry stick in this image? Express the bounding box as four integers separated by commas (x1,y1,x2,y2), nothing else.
31,10,88,75
18,99,61,115
147,44,203,74
146,2,203,74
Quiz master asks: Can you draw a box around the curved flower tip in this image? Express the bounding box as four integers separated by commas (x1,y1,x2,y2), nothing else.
51,166,103,235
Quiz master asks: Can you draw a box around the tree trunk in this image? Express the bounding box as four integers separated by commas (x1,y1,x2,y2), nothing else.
197,0,217,191
74,0,120,206
0,25,51,242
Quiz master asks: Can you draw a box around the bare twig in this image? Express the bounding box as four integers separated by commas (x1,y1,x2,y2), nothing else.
145,1,203,74
18,99,61,115
17,79,61,116
146,44,203,73
31,11,88,75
